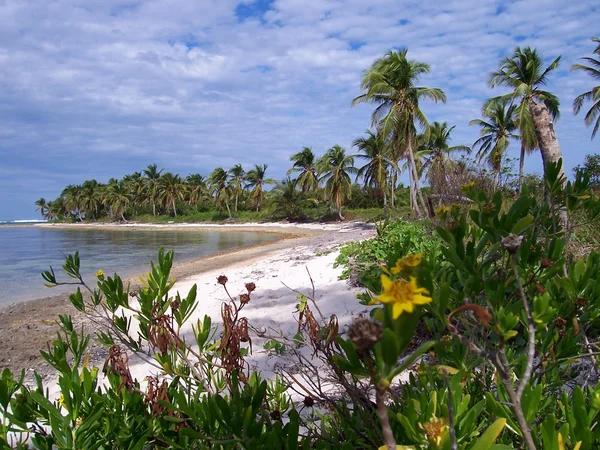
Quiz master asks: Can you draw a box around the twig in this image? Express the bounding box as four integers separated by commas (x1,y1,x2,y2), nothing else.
512,256,535,400
442,369,458,450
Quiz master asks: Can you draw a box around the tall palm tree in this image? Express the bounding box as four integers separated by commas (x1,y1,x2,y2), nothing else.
353,130,394,216
245,164,275,212
46,198,67,220
318,145,357,220
123,172,145,216
158,172,185,217
61,184,83,220
269,177,315,221
352,48,446,217
208,168,233,218
228,164,245,213
80,179,103,220
418,122,471,189
142,164,163,216
287,147,319,193
571,37,600,139
470,102,519,187
105,179,131,222
34,198,48,219
488,47,561,191
186,174,207,208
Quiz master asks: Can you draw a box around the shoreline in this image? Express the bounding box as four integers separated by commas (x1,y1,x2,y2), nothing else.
0,222,373,383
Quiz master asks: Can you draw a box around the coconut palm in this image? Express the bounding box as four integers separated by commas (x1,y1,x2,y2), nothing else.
228,164,245,212
352,48,446,217
104,179,131,221
208,167,233,218
123,172,146,216
269,177,315,221
488,47,561,191
61,184,84,220
245,164,275,212
287,147,319,193
470,102,519,187
80,179,103,220
142,164,163,216
34,198,48,219
418,122,471,189
158,172,185,217
46,198,67,220
353,130,394,216
318,145,357,220
186,174,207,208
571,37,600,139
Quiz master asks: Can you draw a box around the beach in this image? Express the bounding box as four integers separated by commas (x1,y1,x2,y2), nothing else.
0,221,375,386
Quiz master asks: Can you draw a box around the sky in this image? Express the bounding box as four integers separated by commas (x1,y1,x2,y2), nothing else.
0,0,599,220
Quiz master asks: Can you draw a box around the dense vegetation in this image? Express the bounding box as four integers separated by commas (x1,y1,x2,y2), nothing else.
36,39,600,224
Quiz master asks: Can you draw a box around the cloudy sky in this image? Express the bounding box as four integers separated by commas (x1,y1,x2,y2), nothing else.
0,0,598,219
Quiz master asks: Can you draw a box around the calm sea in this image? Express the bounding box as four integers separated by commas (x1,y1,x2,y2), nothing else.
0,226,278,306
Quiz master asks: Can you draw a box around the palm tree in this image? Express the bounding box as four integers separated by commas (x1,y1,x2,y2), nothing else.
61,184,83,220
34,198,48,219
142,164,163,216
488,47,562,191
208,168,233,218
104,179,131,221
418,122,471,190
228,164,245,213
186,174,207,208
46,198,67,220
318,145,357,220
80,179,103,220
571,37,600,139
245,164,275,212
470,102,519,187
287,147,319,193
158,172,185,217
353,130,394,216
352,48,446,217
123,172,145,216
269,177,315,220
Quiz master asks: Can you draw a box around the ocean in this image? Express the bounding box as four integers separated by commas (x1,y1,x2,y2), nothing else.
0,224,278,306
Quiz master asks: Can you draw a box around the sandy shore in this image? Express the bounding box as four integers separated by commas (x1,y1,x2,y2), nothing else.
0,221,375,386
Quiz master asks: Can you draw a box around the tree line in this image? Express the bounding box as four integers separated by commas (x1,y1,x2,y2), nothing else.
36,37,600,221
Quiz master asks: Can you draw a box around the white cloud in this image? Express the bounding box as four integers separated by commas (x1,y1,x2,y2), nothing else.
0,0,598,218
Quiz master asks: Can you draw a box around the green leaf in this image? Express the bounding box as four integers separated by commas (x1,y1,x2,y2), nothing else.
511,214,534,235
469,418,507,450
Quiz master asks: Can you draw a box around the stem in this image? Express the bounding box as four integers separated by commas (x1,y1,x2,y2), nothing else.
376,386,396,450
512,256,536,400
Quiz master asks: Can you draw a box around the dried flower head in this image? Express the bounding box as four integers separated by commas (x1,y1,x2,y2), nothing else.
541,258,555,269
501,233,524,254
239,293,250,305
245,282,256,293
303,396,315,407
347,318,383,352
554,317,567,329
577,297,587,307
217,275,228,285
129,289,139,298
170,300,181,312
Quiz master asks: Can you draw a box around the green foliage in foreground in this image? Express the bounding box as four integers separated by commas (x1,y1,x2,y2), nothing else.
5,159,600,449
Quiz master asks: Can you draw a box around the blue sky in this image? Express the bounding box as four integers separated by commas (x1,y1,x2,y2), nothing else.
0,0,598,219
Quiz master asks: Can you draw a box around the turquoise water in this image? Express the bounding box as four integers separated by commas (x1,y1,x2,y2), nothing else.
0,226,278,306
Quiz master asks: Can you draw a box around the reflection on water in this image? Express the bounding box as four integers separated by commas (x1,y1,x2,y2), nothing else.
0,227,278,305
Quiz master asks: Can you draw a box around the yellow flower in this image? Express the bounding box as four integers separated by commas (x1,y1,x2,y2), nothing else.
373,275,432,318
391,253,423,274
420,416,449,447
95,269,104,278
461,181,475,191
435,205,452,215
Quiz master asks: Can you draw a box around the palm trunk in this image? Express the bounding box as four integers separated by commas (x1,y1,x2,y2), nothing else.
383,189,388,218
390,169,396,208
235,192,239,212
172,198,177,217
406,140,423,217
518,142,526,194
226,200,232,219
530,101,568,231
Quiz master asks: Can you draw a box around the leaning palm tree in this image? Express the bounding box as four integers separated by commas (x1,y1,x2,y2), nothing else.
208,167,233,218
158,172,185,217
317,145,357,220
46,198,67,220
34,198,48,219
142,164,163,216
80,179,103,220
287,147,319,193
186,174,207,209
61,184,83,220
245,164,275,212
488,47,562,191
352,48,446,217
418,122,471,190
353,130,394,216
228,164,245,213
571,37,600,139
470,102,519,188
